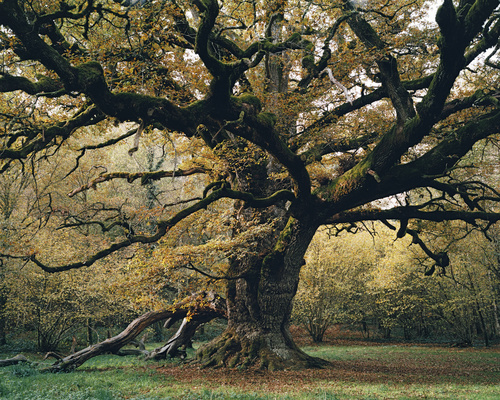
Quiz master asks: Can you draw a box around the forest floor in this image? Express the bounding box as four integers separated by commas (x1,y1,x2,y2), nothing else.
150,326,500,397
0,326,499,399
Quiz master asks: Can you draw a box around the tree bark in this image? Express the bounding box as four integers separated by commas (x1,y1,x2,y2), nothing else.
147,317,207,360
0,272,7,346
492,297,500,337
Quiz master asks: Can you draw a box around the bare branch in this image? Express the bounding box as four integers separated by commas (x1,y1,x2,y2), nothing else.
185,261,251,281
0,105,104,161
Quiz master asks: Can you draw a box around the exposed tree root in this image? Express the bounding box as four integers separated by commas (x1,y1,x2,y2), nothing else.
196,328,329,371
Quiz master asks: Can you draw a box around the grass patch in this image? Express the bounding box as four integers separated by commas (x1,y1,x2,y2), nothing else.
0,342,498,399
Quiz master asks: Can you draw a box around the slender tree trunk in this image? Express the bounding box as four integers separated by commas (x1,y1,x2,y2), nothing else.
0,272,6,345
492,297,500,337
0,315,5,346
475,301,489,347
87,318,93,346
0,289,6,345
488,272,500,337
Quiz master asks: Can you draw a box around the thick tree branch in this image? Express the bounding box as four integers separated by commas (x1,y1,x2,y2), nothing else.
343,0,415,122
300,131,379,164
390,109,500,183
300,75,435,147
297,13,354,92
33,1,98,30
415,0,498,122
67,166,209,197
46,291,226,372
207,184,296,208
326,207,500,226
440,90,489,120
318,108,500,211
227,114,312,199
0,73,65,96
192,0,226,79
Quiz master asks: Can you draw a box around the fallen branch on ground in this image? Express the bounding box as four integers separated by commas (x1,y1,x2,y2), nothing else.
0,354,29,366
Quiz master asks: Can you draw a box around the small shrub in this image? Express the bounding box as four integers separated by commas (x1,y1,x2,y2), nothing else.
9,363,38,377
2,335,38,353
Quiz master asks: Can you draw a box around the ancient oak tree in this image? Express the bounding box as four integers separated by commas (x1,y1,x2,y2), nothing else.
1,0,500,369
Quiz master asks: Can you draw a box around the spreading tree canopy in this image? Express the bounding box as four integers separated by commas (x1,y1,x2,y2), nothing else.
1,0,500,369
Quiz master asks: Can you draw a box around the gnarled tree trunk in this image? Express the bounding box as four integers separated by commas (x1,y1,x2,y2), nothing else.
195,3,329,370
197,216,328,370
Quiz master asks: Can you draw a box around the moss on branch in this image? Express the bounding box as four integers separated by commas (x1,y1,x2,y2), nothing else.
0,74,64,95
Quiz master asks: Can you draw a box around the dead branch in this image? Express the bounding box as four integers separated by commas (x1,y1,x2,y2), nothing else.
0,354,29,366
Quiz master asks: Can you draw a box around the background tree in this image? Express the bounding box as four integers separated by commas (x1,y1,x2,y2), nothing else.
1,0,500,369
294,222,500,345
4,254,143,352
424,226,500,346
0,163,35,346
293,228,377,342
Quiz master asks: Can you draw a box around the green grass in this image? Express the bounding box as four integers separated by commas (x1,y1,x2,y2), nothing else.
0,343,498,399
